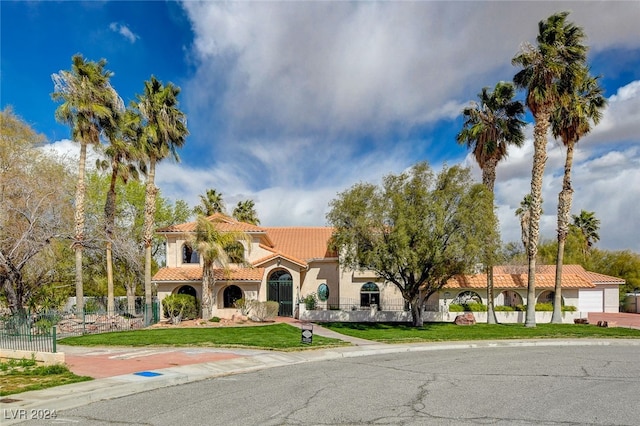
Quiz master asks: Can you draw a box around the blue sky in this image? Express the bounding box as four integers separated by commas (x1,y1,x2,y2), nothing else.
2,1,639,252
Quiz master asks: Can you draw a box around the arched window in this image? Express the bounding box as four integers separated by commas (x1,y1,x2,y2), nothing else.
182,243,199,264
360,282,380,307
452,291,482,305
269,270,292,283
223,285,243,308
176,285,197,298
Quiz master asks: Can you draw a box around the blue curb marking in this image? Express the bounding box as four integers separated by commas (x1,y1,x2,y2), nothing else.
134,371,162,377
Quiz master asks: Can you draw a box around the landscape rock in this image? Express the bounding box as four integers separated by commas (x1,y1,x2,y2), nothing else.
454,313,476,325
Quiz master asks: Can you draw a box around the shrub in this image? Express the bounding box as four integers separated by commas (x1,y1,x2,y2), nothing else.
535,303,554,311
494,305,515,312
464,302,487,312
251,301,279,321
303,293,317,310
449,303,487,312
209,316,221,323
162,294,199,324
562,305,577,312
233,298,253,316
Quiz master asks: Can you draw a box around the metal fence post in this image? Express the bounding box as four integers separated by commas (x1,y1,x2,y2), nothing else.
52,325,57,353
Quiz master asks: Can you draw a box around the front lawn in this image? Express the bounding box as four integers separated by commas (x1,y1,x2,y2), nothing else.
322,322,640,343
59,323,348,350
0,357,92,396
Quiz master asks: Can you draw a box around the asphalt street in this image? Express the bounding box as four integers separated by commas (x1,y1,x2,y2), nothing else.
10,343,640,425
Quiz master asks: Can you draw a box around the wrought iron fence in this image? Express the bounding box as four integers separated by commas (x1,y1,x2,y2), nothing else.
0,313,56,353
0,303,160,353
313,297,408,311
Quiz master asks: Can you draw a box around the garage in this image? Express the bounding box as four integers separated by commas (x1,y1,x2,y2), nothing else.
579,289,603,313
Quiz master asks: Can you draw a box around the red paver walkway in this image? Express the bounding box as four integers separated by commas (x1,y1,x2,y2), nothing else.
63,348,243,379
588,312,640,329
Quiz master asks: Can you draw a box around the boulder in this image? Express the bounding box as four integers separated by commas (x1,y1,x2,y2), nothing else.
454,313,476,325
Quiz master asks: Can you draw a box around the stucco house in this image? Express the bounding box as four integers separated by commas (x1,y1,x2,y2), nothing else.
152,214,623,323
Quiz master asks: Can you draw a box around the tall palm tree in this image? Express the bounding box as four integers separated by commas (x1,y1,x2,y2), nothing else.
133,76,188,324
194,216,251,319
572,210,600,259
96,108,141,313
193,188,226,216
512,11,588,327
52,54,122,314
550,70,606,323
457,81,525,324
232,200,261,225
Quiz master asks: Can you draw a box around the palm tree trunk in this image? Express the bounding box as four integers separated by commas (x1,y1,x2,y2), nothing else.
74,142,88,315
483,161,498,324
105,167,118,314
143,158,158,325
125,281,136,314
525,113,550,327
106,243,115,313
201,266,213,320
552,142,575,323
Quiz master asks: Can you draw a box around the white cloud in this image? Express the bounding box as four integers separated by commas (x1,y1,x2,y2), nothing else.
109,22,139,43
168,1,640,253
41,139,104,170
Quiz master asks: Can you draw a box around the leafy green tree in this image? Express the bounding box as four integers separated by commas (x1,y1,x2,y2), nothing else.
194,216,251,319
550,70,606,323
132,76,188,323
327,162,497,327
512,11,588,327
193,188,226,216
52,54,123,314
232,199,261,225
0,109,75,313
457,81,525,324
588,250,640,298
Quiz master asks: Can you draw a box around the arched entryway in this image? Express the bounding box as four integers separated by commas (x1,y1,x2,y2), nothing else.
267,269,293,316
538,290,563,305
223,285,243,308
498,290,523,308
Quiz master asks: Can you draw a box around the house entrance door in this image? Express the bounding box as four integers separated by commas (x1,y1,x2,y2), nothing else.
267,270,293,317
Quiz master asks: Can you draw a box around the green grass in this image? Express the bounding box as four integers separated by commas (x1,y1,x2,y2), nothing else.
59,323,348,350
0,358,92,396
322,322,640,343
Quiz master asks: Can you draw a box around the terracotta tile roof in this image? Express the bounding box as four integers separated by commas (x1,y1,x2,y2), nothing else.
444,265,596,289
252,245,308,268
560,264,625,284
264,227,337,260
153,266,264,282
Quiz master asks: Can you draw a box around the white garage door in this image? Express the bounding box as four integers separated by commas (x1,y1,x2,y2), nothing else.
579,289,603,312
